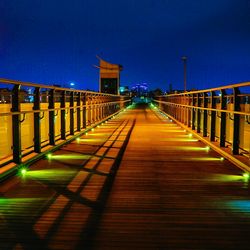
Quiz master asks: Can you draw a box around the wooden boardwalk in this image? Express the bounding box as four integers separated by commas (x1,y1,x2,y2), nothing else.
1,104,250,250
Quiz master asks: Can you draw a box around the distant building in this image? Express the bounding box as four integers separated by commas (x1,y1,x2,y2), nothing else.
131,83,148,97
0,88,31,103
119,86,130,96
0,88,11,103
96,57,123,95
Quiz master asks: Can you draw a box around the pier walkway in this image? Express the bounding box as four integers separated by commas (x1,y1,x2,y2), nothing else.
1,104,250,250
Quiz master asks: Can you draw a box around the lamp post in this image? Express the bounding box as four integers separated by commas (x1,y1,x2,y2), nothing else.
181,56,187,92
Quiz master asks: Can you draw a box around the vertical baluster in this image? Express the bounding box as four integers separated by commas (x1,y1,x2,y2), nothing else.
77,92,81,131
191,94,195,130
220,89,227,147
203,93,208,137
232,87,240,154
70,91,74,135
12,84,22,164
33,87,41,153
60,90,66,140
48,89,55,145
210,91,216,141
83,93,87,129
197,94,201,133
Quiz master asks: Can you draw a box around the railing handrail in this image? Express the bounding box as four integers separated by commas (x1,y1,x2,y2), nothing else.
0,99,131,117
159,81,250,97
0,78,120,97
154,99,250,116
0,77,131,173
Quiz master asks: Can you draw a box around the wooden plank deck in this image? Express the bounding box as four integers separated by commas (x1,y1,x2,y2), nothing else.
1,104,250,250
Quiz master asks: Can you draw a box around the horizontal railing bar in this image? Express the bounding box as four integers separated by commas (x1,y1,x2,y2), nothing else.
0,78,119,97
0,100,131,117
154,99,250,116
162,81,250,97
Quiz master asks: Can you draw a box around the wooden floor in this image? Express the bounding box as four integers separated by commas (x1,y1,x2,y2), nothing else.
1,104,250,250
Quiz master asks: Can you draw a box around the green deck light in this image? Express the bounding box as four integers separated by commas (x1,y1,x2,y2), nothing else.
91,128,94,131
76,137,80,143
18,166,28,176
188,133,192,138
243,173,250,181
205,146,210,151
220,157,224,161
21,168,27,175
47,153,52,160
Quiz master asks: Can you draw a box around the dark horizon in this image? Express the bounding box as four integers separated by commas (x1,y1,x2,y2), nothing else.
1,0,250,92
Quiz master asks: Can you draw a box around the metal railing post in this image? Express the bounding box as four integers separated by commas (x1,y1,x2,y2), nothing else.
33,87,41,153
210,91,216,141
197,94,201,133
60,90,66,140
232,87,240,154
77,92,81,131
88,95,92,125
48,89,55,145
187,95,191,127
203,93,208,137
11,84,22,164
82,93,87,129
220,89,227,147
70,91,74,135
191,94,195,130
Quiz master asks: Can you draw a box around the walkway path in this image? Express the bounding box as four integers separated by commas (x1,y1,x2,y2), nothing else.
0,104,250,250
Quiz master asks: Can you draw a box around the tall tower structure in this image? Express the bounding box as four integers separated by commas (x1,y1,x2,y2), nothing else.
96,57,123,95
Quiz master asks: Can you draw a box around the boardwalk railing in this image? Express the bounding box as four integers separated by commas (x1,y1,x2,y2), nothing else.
154,82,250,170
0,78,130,174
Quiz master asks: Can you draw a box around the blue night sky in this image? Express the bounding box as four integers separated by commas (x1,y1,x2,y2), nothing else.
0,0,250,91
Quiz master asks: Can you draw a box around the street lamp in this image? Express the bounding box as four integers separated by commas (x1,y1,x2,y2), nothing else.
181,56,187,92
